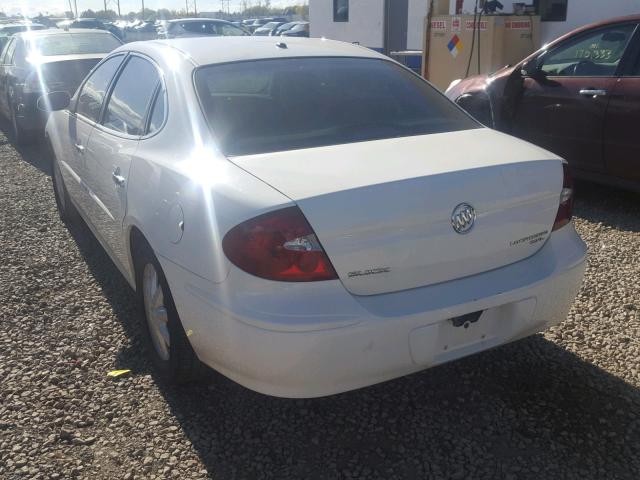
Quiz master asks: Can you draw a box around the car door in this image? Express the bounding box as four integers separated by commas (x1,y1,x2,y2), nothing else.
82,54,163,270
511,23,637,174
602,24,640,184
0,38,17,117
64,54,124,216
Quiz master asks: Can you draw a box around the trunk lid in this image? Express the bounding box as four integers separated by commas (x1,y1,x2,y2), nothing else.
230,128,563,296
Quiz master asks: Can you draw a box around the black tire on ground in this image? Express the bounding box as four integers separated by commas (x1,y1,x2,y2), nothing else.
51,150,80,225
134,242,205,384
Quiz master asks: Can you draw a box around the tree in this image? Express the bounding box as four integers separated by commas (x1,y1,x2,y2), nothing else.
156,8,175,20
80,9,96,18
94,9,118,20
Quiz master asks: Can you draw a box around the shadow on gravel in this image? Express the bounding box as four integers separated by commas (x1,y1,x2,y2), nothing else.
0,120,53,176
154,338,640,479
66,212,640,478
574,180,640,233
64,217,153,375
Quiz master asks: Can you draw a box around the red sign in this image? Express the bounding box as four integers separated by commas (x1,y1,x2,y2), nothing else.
506,20,531,30
465,20,488,31
451,17,461,32
431,20,447,31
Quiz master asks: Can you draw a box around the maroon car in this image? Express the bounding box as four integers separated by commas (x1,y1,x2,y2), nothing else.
446,15,640,191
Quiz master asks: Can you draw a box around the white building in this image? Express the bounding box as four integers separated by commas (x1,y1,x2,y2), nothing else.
457,0,640,44
309,0,640,70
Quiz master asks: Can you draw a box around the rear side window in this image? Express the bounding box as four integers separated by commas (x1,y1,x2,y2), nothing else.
147,88,166,134
103,56,160,135
3,38,17,64
76,55,123,122
194,57,479,156
217,23,248,36
181,22,212,34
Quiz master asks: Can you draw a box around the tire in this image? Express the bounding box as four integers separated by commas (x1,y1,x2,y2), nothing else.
51,152,80,225
135,243,205,384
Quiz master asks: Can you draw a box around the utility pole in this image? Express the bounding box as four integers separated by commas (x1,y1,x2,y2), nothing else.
141,0,145,18
73,0,78,17
67,0,73,17
117,0,121,17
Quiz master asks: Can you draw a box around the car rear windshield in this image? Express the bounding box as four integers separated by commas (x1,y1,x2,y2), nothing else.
28,33,121,56
194,57,479,156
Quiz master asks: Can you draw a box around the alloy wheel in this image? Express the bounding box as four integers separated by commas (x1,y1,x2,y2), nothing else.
142,263,171,361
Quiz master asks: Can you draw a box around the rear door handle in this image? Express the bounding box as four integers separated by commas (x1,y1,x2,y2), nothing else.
579,89,607,97
74,143,85,153
112,167,126,187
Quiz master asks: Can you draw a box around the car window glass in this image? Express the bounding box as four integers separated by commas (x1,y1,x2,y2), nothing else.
76,55,123,122
219,23,247,36
0,38,12,63
103,56,160,135
540,24,636,77
632,35,640,76
0,38,8,61
181,22,209,34
4,39,17,64
29,33,121,56
195,57,479,156
12,41,27,67
147,89,166,134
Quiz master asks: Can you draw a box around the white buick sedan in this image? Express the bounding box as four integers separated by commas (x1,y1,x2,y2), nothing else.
43,37,587,398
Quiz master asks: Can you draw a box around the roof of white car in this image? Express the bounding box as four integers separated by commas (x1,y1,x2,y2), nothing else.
125,36,385,66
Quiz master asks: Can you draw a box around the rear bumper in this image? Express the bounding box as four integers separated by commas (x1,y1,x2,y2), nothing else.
159,224,586,398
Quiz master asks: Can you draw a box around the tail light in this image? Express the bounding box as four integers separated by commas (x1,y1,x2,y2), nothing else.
552,162,573,232
222,206,338,282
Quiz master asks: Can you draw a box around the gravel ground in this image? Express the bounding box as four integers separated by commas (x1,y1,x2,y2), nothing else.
1,125,639,480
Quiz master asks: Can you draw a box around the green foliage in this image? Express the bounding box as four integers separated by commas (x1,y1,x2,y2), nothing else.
79,9,118,21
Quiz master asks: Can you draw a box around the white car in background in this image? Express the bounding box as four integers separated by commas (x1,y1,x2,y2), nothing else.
43,37,586,398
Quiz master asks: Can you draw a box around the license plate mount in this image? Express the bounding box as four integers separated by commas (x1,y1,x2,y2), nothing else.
450,310,483,328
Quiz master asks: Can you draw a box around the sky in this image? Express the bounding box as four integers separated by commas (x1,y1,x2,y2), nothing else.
2,0,302,16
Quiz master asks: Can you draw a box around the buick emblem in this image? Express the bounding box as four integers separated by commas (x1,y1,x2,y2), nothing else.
451,203,476,234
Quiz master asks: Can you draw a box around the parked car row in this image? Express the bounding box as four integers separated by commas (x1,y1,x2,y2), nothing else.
252,21,310,37
0,22,47,53
158,18,250,39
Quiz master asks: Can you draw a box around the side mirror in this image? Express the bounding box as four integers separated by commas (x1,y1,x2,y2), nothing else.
37,91,71,112
521,52,547,79
520,58,536,77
